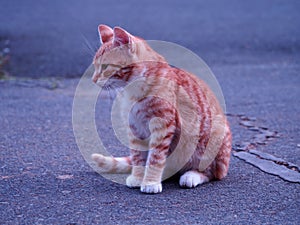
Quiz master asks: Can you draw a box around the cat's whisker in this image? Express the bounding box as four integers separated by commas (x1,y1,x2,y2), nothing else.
81,33,98,57
108,86,114,101
81,44,96,58
104,85,115,101
103,85,110,99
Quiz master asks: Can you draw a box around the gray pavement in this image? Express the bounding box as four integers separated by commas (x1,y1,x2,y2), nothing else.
0,69,299,224
0,0,300,224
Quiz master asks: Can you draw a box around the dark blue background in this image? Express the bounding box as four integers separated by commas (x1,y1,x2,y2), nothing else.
0,0,299,77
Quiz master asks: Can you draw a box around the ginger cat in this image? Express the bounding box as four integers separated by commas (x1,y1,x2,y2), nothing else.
91,25,231,194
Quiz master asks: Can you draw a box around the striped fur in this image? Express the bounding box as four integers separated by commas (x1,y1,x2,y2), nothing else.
92,25,232,194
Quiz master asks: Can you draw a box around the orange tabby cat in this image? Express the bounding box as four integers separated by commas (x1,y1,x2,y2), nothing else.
91,25,231,194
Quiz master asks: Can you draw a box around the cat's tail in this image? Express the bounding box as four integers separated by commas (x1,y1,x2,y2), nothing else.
91,153,132,173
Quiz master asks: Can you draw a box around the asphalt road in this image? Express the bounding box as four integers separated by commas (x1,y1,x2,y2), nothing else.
0,69,299,224
0,0,300,224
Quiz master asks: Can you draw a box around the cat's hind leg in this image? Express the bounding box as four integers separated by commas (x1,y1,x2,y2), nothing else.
179,170,210,188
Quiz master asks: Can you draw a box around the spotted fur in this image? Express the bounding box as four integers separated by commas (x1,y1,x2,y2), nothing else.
91,25,232,194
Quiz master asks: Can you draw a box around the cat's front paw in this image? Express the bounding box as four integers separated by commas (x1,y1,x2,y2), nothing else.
126,175,143,188
140,183,162,194
179,170,209,188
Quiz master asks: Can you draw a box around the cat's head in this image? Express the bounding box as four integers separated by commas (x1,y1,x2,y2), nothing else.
92,25,166,86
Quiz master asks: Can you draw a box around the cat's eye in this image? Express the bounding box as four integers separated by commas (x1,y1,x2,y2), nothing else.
101,64,109,70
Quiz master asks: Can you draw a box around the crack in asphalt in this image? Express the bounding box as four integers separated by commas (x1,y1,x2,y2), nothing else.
233,151,300,183
227,113,300,183
249,149,300,173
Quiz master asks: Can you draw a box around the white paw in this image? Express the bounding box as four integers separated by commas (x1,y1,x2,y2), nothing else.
140,183,162,194
179,171,209,188
126,175,142,188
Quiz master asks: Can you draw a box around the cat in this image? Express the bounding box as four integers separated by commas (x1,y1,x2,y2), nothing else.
91,24,232,194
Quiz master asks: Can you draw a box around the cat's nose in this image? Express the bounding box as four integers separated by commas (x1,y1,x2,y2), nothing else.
92,73,98,83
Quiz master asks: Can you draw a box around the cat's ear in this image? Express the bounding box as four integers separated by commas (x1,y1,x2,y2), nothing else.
98,24,113,44
113,27,132,47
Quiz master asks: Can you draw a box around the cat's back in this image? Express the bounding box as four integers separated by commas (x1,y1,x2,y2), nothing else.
168,66,223,116
130,62,224,117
